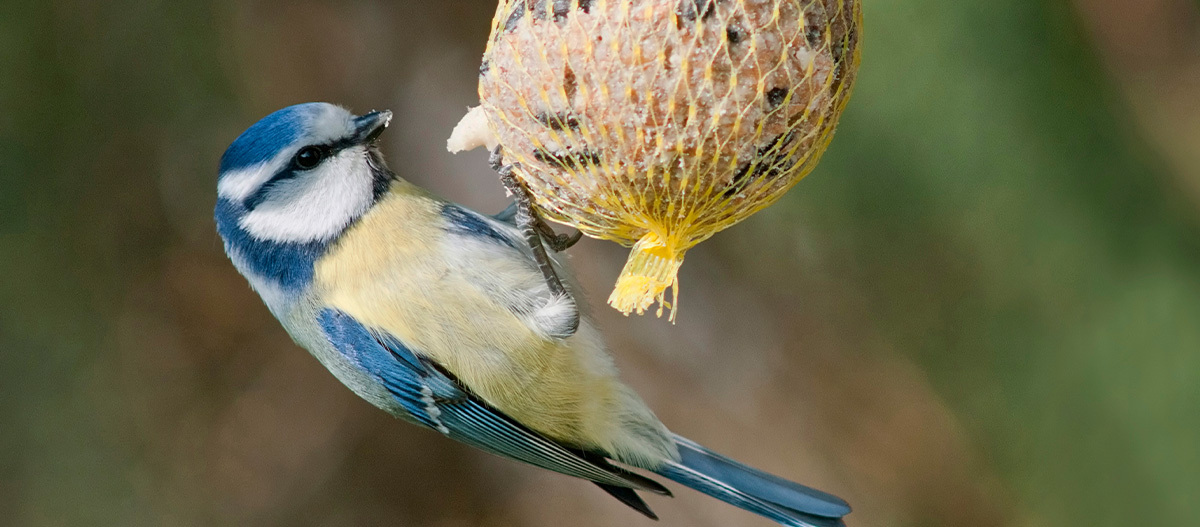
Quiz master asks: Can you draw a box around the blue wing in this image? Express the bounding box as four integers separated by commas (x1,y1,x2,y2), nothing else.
442,203,521,249
316,308,668,495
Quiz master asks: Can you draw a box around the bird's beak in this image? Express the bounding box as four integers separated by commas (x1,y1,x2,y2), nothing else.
353,110,392,145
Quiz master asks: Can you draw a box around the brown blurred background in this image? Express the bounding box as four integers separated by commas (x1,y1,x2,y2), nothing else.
2,1,1199,526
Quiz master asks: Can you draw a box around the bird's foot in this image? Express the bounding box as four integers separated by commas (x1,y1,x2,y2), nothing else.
491,147,577,310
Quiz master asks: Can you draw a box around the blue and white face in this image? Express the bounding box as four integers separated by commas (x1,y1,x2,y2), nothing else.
217,103,393,244
215,103,394,300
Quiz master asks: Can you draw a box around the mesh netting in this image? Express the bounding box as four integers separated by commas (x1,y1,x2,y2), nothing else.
476,0,861,319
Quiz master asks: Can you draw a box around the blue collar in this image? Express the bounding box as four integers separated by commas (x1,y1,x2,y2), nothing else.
215,198,329,293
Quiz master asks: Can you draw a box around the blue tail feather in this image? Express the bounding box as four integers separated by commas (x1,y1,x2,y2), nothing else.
654,435,850,527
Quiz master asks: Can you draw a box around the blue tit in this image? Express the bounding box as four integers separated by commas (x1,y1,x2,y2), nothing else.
215,102,851,527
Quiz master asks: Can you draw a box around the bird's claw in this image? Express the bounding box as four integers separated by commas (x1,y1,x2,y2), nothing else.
537,221,583,252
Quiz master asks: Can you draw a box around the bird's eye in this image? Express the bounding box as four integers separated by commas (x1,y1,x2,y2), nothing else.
293,146,325,169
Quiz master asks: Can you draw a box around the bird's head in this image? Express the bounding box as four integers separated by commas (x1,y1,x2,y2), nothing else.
215,103,395,296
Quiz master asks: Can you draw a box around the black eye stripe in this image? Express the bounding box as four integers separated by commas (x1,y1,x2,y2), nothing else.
243,173,293,210
242,137,366,211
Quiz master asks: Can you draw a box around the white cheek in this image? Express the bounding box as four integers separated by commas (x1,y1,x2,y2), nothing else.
239,150,374,243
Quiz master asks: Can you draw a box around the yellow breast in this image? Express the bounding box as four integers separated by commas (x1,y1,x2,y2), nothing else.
313,184,617,449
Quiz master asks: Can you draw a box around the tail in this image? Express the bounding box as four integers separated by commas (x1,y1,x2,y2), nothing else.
653,435,851,527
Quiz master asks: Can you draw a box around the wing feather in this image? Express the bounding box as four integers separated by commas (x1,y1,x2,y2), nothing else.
318,308,658,492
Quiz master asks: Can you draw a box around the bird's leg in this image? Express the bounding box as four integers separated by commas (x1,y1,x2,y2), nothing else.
490,147,573,300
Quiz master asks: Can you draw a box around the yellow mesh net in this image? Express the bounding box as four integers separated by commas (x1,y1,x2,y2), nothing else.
475,0,861,320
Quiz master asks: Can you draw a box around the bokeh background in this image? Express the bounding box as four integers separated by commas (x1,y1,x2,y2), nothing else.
3,1,1199,526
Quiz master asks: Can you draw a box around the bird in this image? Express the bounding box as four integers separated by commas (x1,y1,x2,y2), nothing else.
214,102,851,527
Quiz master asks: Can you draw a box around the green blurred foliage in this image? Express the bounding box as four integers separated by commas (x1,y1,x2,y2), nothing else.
1,1,1197,526
811,2,1200,524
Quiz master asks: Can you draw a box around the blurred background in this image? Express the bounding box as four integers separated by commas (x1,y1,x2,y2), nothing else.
3,0,1199,526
